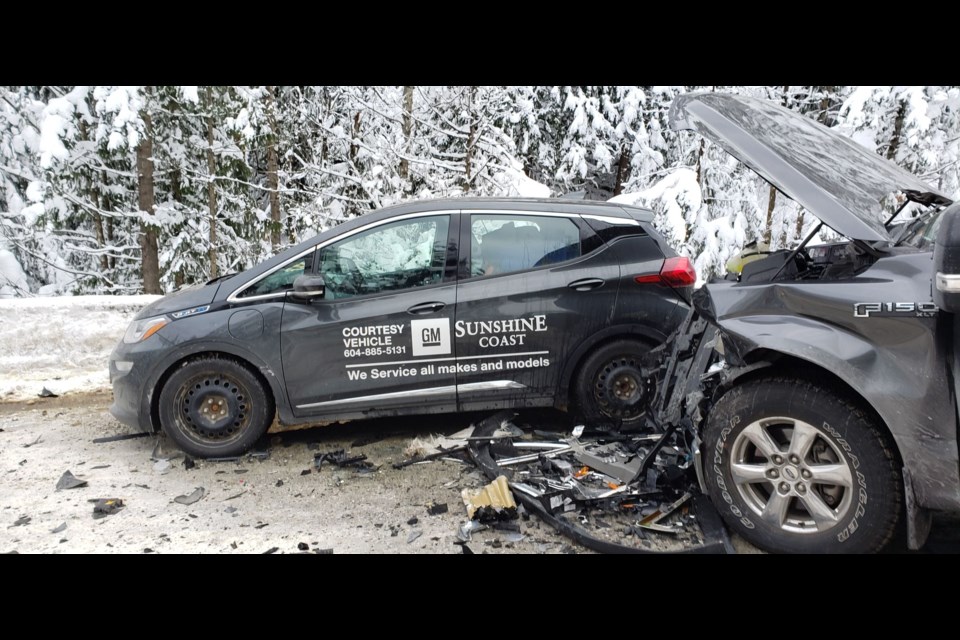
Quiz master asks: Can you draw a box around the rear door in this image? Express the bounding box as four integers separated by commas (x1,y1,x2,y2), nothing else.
281,212,460,417
454,210,620,411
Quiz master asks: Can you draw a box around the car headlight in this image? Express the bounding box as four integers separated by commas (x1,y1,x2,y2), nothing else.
123,316,169,344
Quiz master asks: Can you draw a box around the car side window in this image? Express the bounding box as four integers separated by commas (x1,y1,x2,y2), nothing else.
469,214,581,278
318,215,450,300
238,251,314,298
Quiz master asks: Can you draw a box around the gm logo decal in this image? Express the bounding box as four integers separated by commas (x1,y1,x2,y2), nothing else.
411,318,451,356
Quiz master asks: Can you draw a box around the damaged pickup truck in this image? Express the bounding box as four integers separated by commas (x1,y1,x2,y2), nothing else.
664,93,960,553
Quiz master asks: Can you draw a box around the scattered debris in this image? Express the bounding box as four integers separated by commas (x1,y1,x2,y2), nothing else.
314,548,334,554
407,530,423,544
225,507,237,514
50,522,67,534
23,435,42,448
407,516,419,526
275,480,284,487
153,460,171,475
38,387,58,398
457,520,486,542
263,547,279,554
314,449,374,472
92,432,150,444
504,532,525,544
91,498,124,519
427,502,448,516
461,476,518,522
90,465,111,470
460,544,474,555
255,523,269,530
233,469,248,474
298,542,309,551
300,469,312,476
143,548,155,553
10,516,30,527
55,470,88,491
151,439,184,461
173,487,206,506
183,457,196,470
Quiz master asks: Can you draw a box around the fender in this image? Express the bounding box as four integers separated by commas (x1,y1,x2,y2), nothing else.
720,314,960,511
137,340,294,431
555,323,668,409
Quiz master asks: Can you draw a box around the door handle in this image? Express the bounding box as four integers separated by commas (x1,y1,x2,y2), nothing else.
407,301,446,315
568,278,604,292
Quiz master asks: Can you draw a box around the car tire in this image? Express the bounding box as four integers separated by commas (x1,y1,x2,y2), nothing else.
702,377,901,553
574,339,653,424
158,356,274,458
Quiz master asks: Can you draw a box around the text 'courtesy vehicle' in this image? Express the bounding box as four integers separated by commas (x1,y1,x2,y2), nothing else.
110,199,693,458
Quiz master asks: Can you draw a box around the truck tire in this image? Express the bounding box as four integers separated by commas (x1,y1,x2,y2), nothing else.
702,377,901,553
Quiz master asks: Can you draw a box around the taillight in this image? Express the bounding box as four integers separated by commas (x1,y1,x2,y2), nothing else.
634,257,697,288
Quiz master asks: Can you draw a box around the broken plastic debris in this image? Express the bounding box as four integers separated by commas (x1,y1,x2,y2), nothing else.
457,520,487,542
407,530,423,544
153,460,172,475
461,475,518,522
50,522,67,534
55,470,88,491
11,516,30,527
572,425,585,438
91,432,150,444
263,547,279,555
427,503,448,516
38,387,58,398
183,457,196,470
298,542,309,551
91,498,124,519
173,487,206,506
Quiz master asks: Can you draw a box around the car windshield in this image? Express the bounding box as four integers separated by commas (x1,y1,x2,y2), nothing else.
893,208,945,250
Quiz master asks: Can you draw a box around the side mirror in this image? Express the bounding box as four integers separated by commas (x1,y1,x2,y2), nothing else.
291,275,325,300
934,203,960,313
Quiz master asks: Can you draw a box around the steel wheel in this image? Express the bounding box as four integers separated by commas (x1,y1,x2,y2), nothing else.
592,355,649,421
175,372,252,447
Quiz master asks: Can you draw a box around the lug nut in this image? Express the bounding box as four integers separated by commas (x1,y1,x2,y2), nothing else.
789,454,800,465
796,483,806,493
778,482,789,494
767,469,779,479
772,455,784,465
801,468,812,479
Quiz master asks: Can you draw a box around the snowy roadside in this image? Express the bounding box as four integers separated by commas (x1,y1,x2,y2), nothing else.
0,295,161,401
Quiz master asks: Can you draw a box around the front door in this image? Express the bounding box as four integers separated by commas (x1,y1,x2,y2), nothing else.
281,213,459,418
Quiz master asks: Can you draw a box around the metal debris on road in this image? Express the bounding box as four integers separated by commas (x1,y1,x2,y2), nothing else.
91,498,124,519
173,487,206,506
91,432,150,444
55,470,88,491
314,449,375,472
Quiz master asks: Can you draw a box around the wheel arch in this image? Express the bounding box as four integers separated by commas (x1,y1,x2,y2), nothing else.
145,343,286,432
556,324,664,410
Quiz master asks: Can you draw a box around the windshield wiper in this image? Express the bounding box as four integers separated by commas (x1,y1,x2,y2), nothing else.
206,273,237,285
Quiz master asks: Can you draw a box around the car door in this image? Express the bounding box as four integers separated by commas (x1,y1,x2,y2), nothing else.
454,210,620,411
281,212,459,418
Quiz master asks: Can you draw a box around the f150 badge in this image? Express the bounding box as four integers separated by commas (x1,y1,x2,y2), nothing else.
853,302,938,318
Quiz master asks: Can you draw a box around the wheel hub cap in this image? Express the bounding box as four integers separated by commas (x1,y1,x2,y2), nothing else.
729,416,853,534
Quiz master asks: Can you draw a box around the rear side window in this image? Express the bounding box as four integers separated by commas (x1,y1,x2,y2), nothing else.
469,214,581,278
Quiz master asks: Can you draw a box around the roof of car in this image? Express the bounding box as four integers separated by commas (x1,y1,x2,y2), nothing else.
370,197,651,220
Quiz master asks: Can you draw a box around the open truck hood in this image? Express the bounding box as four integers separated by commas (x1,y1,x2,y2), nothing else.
669,92,951,243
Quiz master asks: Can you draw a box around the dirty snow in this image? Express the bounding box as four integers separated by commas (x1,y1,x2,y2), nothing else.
0,295,159,401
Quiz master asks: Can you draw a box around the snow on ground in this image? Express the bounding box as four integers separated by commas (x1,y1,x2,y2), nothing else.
0,295,160,401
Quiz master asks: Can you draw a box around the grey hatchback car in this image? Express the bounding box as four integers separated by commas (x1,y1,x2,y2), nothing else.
110,199,694,457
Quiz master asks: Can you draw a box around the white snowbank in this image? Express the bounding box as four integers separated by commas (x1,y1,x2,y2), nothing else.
0,249,30,298
0,295,160,400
